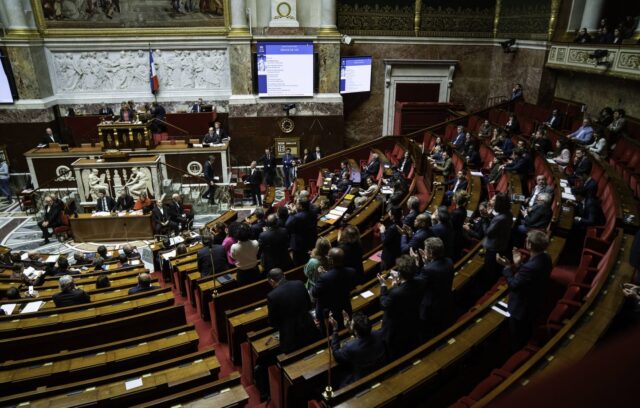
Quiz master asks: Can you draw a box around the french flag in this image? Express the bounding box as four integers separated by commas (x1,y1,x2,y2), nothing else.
149,48,159,94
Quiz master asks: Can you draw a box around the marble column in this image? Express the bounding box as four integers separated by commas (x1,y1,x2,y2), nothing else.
579,0,605,30
318,0,338,35
229,41,253,96
317,42,340,94
229,0,250,36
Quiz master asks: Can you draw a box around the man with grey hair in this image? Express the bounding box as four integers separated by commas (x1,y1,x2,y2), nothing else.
53,275,90,307
517,192,552,243
128,272,159,294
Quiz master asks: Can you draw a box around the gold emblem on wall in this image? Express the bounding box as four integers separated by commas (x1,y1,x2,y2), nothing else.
277,2,292,18
279,117,295,134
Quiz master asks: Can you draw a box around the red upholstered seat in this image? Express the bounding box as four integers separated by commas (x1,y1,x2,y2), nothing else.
53,213,72,241
501,345,540,373
467,370,509,401
450,396,477,408
551,254,593,287
415,176,430,212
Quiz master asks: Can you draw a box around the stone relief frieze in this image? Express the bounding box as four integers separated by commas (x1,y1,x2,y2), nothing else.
50,48,230,95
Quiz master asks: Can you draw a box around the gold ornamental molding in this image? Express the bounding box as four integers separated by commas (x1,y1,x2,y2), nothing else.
546,44,640,81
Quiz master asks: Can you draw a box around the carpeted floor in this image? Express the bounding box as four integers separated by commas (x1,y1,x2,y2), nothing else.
153,271,269,407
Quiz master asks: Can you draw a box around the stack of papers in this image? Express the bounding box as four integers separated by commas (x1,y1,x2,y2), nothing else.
161,250,177,260
20,253,29,261
92,211,112,217
21,301,44,314
192,143,203,148
44,255,59,263
470,171,483,177
169,236,185,246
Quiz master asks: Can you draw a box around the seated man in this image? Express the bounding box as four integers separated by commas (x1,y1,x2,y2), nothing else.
543,109,562,129
152,200,179,236
395,150,413,177
96,245,117,262
53,275,91,307
128,272,159,294
363,153,381,179
429,150,453,179
52,258,79,276
329,311,387,387
568,118,594,145
95,190,116,212
167,193,194,231
115,189,134,212
73,252,92,266
122,244,139,259
526,175,554,207
437,170,468,206
517,192,552,245
117,254,130,268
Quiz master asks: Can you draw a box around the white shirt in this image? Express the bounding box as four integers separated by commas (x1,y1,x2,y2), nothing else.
230,240,259,270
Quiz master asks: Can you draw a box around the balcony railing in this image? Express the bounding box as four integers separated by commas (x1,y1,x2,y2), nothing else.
546,44,640,80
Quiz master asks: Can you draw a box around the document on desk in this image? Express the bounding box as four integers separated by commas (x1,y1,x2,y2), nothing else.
125,377,144,390
21,301,44,314
169,236,185,246
0,304,16,315
161,250,177,260
44,255,59,263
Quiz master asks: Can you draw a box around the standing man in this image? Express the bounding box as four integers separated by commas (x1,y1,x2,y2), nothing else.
267,268,319,353
38,195,61,245
497,230,552,350
245,161,262,206
202,155,217,205
41,128,62,146
95,190,116,212
282,148,296,188
98,104,114,116
363,153,381,179
310,146,323,161
286,197,317,265
377,254,423,358
259,214,293,273
191,98,204,113
510,83,524,101
0,158,11,204
259,148,277,186
212,121,227,141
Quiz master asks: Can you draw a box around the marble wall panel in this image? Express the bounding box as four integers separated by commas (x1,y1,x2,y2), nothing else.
0,108,55,123
229,43,253,95
6,46,42,99
554,71,640,118
317,42,341,94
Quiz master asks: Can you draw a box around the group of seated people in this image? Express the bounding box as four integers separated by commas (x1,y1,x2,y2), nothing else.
0,243,161,311
573,16,638,44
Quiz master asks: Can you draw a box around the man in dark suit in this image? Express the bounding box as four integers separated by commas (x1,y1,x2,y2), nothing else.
497,230,552,350
267,268,319,354
396,150,413,177
516,193,552,246
572,172,597,198
97,105,114,116
574,195,606,228
439,169,468,206
451,125,466,151
417,237,454,339
543,109,562,129
250,208,266,240
400,214,433,254
430,150,453,179
41,128,63,146
245,161,263,206
285,197,317,265
482,193,513,287
312,248,357,334
191,98,204,113
402,196,421,228
197,235,230,277
363,152,381,179
209,121,227,143
115,189,134,211
526,175,554,207
128,272,159,294
282,148,297,188
502,150,532,196
259,214,293,273
151,200,179,236
95,190,116,212
505,113,520,134
378,254,423,358
53,275,91,307
328,311,387,387
202,127,221,144
572,148,592,178
202,155,217,204
167,194,193,231
38,195,62,245
310,146,323,161
259,148,277,186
